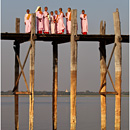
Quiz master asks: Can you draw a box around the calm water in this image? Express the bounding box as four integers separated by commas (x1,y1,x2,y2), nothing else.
1,96,129,130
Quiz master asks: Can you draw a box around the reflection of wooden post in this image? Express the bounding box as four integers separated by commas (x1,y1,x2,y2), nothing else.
100,21,106,130
14,18,20,130
113,8,122,130
29,13,36,130
70,9,77,130
52,42,58,130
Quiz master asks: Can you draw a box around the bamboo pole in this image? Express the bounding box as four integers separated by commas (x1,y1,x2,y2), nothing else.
52,42,58,130
113,8,122,130
29,13,36,130
70,9,77,130
99,21,106,130
14,18,20,130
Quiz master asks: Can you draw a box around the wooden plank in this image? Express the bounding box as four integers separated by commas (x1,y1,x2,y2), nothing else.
99,43,116,93
100,92,118,95
70,9,77,130
29,13,36,130
14,52,30,92
100,21,106,130
14,18,20,130
13,44,32,92
52,42,58,130
99,47,118,95
15,92,31,95
1,33,129,44
113,8,122,130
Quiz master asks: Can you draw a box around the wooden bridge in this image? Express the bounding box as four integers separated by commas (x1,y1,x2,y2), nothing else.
1,9,129,130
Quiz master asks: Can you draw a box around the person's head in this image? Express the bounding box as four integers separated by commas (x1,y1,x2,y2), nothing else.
82,10,85,14
50,11,53,15
38,7,41,11
45,6,48,11
55,10,58,15
26,9,30,14
59,8,62,12
68,7,71,12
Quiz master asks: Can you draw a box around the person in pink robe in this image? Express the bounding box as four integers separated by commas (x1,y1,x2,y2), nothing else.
65,8,71,34
43,7,49,34
80,10,88,35
54,10,58,34
35,6,44,34
57,8,65,34
24,9,31,33
50,11,55,34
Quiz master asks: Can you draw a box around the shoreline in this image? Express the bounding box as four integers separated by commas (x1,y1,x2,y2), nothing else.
1,95,129,97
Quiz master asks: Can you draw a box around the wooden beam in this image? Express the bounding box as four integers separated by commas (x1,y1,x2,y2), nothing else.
100,21,106,130
14,18,20,130
52,42,58,130
29,13,36,130
14,51,30,92
113,8,122,130
99,43,116,93
15,92,31,95
1,33,129,44
99,45,118,95
13,44,32,92
70,9,77,130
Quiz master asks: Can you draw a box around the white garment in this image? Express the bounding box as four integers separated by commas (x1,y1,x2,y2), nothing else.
50,15,55,34
57,12,65,34
66,12,71,34
36,11,44,31
54,14,58,34
80,14,88,33
24,14,31,33
43,11,49,33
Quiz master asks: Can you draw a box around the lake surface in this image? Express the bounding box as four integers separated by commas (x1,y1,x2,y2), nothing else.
1,96,129,130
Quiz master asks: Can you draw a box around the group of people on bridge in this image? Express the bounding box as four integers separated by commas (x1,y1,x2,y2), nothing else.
24,6,88,35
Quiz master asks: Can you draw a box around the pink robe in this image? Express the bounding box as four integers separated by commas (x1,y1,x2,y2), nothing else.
57,12,65,34
80,14,88,33
43,11,49,33
54,14,58,34
24,14,31,33
36,11,44,31
66,12,71,34
50,15,55,34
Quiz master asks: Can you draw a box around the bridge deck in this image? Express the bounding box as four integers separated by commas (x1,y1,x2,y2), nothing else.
1,33,129,45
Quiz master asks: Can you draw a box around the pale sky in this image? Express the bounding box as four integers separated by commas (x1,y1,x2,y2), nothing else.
1,0,129,92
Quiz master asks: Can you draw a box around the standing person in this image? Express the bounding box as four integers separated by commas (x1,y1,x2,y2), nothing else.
80,10,88,35
35,6,44,34
43,6,49,34
24,9,31,33
65,7,71,34
54,10,58,34
50,11,55,34
57,8,65,34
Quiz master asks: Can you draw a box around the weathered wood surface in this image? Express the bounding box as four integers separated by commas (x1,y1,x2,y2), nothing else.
113,8,122,130
14,18,20,130
70,9,77,130
29,13,36,130
13,44,32,92
100,21,106,130
1,33,129,44
52,43,58,130
15,92,31,95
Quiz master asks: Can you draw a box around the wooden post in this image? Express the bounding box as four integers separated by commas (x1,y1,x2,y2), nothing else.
52,42,58,130
113,8,122,130
70,9,77,130
100,21,106,130
29,13,36,130
14,18,20,130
